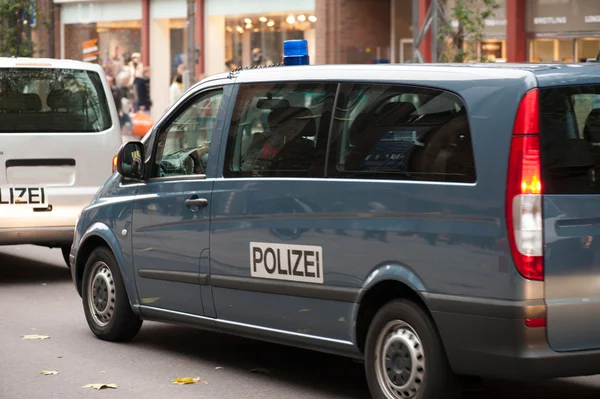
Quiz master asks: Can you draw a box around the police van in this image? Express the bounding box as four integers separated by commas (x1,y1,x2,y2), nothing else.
0,57,122,266
69,40,600,399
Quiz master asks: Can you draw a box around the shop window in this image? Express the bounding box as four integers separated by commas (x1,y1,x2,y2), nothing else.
224,13,317,70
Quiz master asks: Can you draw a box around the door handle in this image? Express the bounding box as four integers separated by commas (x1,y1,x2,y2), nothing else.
185,198,208,208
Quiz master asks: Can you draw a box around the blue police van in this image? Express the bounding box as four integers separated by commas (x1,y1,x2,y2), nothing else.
70,41,600,399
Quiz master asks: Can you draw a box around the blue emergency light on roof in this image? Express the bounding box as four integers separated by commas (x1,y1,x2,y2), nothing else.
283,40,309,66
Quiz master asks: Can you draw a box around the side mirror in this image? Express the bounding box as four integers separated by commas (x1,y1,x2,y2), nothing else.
116,141,145,180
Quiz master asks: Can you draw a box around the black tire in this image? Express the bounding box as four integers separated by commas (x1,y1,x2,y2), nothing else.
364,299,463,399
61,245,71,270
81,247,142,342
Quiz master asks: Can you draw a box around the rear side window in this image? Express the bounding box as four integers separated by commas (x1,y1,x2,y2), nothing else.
0,68,111,133
327,83,476,183
540,85,600,194
223,82,337,178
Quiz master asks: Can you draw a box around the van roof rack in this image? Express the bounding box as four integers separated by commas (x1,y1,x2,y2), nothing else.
227,63,284,79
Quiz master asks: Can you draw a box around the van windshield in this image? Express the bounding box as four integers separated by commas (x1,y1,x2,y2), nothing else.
0,68,111,133
540,84,600,194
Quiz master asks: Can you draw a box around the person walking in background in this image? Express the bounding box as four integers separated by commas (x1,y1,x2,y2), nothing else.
114,71,134,136
170,63,186,106
134,66,152,115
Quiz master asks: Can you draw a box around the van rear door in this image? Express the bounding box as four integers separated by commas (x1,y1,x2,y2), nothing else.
541,83,600,352
0,64,120,229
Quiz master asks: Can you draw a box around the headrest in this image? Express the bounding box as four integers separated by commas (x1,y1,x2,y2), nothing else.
584,108,600,142
0,91,25,111
23,93,42,112
47,89,84,110
348,102,418,146
267,107,317,137
378,102,417,124
349,113,376,146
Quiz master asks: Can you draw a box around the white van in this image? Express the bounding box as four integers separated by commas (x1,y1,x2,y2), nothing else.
0,57,122,267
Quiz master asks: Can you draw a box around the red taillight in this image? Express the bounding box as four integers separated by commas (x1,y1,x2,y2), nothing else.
112,155,118,173
525,317,546,328
506,89,544,281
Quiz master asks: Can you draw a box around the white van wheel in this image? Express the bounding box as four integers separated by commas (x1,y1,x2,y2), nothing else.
364,300,462,399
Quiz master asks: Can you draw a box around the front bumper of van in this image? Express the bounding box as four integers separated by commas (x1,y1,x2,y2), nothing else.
0,227,73,246
425,293,600,380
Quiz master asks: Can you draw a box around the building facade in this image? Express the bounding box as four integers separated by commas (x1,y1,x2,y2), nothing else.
314,0,600,64
51,0,316,119
41,0,600,119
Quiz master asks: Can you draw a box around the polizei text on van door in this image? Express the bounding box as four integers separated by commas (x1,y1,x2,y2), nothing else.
250,242,324,284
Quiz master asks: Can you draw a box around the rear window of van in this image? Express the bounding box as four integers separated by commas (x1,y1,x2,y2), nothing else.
540,85,600,194
0,68,112,133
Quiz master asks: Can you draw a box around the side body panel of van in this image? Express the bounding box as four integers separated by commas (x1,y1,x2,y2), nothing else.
0,60,121,245
207,67,539,365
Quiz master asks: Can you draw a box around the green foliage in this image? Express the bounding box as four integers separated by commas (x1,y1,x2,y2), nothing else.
0,0,41,57
437,0,500,63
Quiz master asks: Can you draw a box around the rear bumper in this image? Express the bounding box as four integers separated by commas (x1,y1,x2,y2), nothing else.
0,227,73,246
426,293,600,380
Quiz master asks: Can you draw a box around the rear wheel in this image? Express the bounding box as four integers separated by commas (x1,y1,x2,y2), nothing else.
81,247,142,342
364,299,462,399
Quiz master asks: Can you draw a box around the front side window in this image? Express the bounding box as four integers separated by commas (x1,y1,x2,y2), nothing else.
223,82,337,178
328,83,476,183
0,68,111,133
152,89,223,178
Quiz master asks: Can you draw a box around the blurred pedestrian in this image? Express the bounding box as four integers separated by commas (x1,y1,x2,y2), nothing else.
134,66,152,115
115,71,134,135
170,63,186,106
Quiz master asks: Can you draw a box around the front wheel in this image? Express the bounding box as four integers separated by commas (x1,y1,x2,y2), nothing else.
81,247,142,342
364,299,462,399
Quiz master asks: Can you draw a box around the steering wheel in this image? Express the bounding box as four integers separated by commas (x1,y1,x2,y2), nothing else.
158,162,168,177
188,151,204,175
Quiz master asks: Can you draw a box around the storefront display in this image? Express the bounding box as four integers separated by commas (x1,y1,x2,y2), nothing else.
527,0,600,62
224,13,316,69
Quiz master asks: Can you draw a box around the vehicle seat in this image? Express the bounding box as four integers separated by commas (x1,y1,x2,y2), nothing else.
46,89,88,131
584,109,600,145
23,93,42,112
0,91,26,112
345,102,417,171
262,106,317,174
411,111,473,181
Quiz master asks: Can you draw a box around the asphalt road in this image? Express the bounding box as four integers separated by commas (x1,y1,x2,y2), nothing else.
2,245,600,399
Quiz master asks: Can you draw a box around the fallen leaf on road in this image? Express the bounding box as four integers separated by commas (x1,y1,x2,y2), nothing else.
40,370,58,375
57,356,62,358
21,334,50,340
81,383,118,390
171,377,208,385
